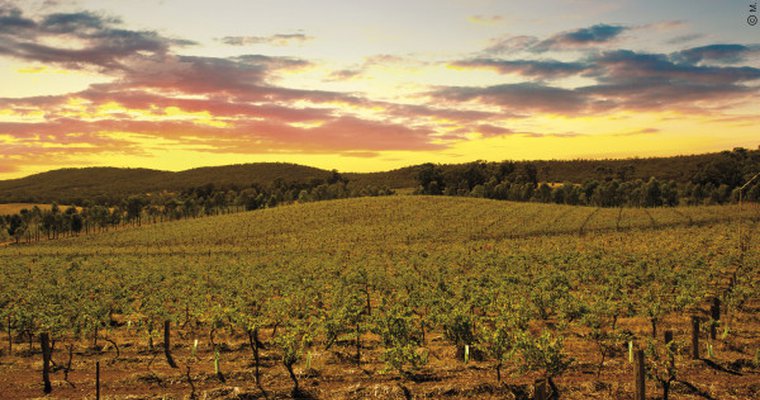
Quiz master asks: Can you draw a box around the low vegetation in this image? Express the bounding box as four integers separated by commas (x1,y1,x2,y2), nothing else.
0,196,757,399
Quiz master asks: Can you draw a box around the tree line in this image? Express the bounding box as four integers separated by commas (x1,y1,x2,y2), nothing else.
0,170,393,244
416,148,760,207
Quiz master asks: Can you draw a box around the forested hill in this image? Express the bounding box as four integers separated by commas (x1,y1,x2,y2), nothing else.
532,152,744,183
0,148,757,204
0,163,334,204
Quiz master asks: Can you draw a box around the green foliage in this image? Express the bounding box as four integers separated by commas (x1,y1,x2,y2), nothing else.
275,325,313,370
442,308,475,353
644,337,679,400
374,302,427,375
413,148,760,207
477,295,531,382
323,271,369,349
0,195,755,396
517,331,573,380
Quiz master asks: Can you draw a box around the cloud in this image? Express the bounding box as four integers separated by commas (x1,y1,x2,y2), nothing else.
483,35,539,54
483,24,627,55
218,33,314,47
456,124,515,138
325,54,411,81
436,48,760,116
666,33,704,45
0,7,194,70
108,54,314,99
0,163,19,173
534,24,628,52
673,44,760,65
590,50,760,86
433,83,593,114
383,103,501,123
41,10,120,33
451,58,590,79
0,5,36,33
327,69,363,81
2,8,760,175
578,50,760,111
612,128,660,137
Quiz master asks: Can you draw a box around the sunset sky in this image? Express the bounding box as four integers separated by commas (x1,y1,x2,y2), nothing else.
0,0,758,179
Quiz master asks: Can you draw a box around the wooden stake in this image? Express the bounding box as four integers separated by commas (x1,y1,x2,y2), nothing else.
691,316,700,360
96,361,100,400
534,378,547,400
40,333,52,394
710,297,720,340
634,349,645,400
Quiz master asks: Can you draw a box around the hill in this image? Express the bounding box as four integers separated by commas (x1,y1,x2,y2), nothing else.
17,196,759,253
346,149,760,190
0,163,334,204
0,148,757,204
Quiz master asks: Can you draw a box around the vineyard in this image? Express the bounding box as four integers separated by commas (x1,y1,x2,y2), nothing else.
0,196,758,399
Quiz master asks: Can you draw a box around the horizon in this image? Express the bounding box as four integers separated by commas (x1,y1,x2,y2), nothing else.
5,145,758,181
1,1,759,179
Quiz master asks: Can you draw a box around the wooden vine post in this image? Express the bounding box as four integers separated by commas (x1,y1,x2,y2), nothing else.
710,297,720,340
534,378,547,400
691,316,700,359
634,349,645,400
96,360,101,400
40,333,52,394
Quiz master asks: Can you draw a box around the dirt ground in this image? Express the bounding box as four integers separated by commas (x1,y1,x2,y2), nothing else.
0,303,758,400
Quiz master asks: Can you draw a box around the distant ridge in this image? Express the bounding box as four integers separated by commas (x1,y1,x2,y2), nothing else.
0,149,756,204
0,163,333,204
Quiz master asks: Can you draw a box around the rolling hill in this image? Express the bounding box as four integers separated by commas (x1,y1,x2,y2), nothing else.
0,148,756,204
16,195,759,255
0,163,334,204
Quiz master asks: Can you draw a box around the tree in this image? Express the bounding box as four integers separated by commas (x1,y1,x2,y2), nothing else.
417,163,444,195
642,177,663,207
7,214,24,244
327,169,348,185
125,195,148,225
534,183,553,203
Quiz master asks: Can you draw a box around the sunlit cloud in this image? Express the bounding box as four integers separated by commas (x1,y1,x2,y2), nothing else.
0,2,758,178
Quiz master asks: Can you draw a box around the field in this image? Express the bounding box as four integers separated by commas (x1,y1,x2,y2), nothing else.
0,196,758,399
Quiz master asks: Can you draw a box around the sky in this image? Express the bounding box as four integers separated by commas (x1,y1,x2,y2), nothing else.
0,0,759,179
